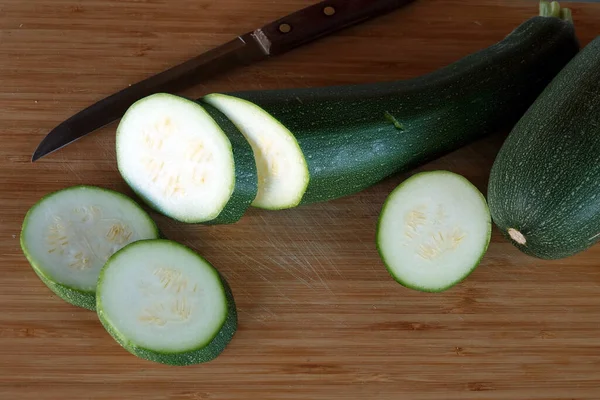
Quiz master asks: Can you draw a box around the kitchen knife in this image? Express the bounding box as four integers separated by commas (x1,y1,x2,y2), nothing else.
32,0,417,162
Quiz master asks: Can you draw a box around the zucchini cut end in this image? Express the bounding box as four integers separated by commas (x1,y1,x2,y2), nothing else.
202,93,310,210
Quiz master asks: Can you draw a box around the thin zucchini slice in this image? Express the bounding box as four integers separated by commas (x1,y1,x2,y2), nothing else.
376,171,491,292
202,93,309,210
96,239,237,366
20,185,159,310
116,93,257,223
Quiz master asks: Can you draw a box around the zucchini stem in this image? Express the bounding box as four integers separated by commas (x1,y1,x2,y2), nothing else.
560,8,573,24
539,0,573,23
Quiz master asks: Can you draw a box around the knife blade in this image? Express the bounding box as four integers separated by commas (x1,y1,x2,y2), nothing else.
32,0,417,161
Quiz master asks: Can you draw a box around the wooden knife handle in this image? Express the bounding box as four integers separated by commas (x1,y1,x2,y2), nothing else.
259,0,417,56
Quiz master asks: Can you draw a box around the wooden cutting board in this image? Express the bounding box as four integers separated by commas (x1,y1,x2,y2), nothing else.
1,1,600,399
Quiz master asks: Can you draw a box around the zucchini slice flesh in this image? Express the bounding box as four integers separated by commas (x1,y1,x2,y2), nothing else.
202,93,309,210
96,239,237,365
377,171,491,292
116,93,236,222
20,185,159,310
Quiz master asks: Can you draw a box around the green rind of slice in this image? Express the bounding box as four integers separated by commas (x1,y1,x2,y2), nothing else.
200,102,258,225
22,251,97,310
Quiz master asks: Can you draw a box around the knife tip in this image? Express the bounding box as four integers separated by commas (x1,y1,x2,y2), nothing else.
31,125,67,162
31,144,47,162
31,138,54,162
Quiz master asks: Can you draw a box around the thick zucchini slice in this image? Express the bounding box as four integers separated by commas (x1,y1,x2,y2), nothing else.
488,36,600,259
116,93,257,224
377,171,491,292
96,239,237,366
20,185,159,310
204,2,577,208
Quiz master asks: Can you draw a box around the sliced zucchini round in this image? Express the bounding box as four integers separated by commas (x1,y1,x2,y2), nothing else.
202,93,309,210
20,185,159,310
376,171,491,292
116,93,250,223
96,239,237,366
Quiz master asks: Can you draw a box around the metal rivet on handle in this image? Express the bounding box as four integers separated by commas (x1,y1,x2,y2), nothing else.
323,6,336,16
279,23,292,33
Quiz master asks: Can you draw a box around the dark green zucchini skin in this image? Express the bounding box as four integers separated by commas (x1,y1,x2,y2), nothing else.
488,36,600,260
218,15,578,205
200,103,258,225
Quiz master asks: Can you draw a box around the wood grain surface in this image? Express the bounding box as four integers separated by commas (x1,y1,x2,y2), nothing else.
2,1,600,399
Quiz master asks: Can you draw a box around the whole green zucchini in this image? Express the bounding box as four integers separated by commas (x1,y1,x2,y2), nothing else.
202,1,579,210
488,36,600,259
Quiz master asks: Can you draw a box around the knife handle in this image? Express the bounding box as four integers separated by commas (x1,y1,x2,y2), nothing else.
259,0,416,56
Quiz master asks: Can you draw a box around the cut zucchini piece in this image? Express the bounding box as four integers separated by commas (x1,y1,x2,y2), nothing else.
116,93,257,223
20,185,159,310
202,93,309,210
96,239,237,366
204,6,578,208
376,171,491,292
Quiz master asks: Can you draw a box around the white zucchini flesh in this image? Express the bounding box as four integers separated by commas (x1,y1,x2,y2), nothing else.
96,239,236,365
20,185,159,310
202,93,309,210
377,171,491,292
116,93,236,222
